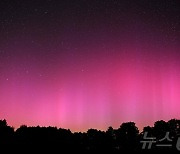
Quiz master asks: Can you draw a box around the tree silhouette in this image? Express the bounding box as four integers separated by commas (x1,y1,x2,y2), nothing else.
115,122,139,151
106,126,116,149
0,119,180,152
0,120,14,144
153,120,169,139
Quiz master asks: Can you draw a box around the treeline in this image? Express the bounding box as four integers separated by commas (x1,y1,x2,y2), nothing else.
0,119,180,152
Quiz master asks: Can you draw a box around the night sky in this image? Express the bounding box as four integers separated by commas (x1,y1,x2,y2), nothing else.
0,0,180,131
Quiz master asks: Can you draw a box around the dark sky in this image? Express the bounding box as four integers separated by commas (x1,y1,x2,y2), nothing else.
0,0,180,131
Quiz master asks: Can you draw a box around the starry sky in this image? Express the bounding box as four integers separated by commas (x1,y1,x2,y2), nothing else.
0,0,180,131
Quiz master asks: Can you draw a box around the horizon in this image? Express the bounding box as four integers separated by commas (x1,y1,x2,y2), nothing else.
1,118,179,133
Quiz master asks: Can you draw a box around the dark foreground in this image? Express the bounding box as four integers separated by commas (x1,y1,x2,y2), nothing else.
1,119,180,152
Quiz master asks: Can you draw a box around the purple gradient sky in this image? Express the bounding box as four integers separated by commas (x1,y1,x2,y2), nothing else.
0,0,180,131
